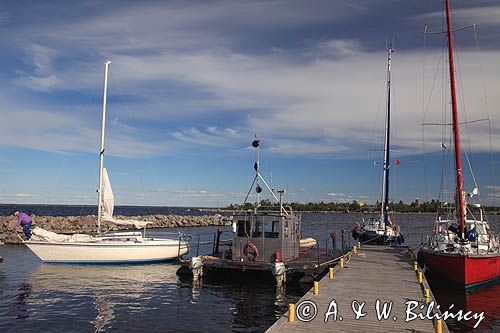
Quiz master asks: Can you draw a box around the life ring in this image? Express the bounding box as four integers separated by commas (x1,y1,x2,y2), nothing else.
243,242,259,260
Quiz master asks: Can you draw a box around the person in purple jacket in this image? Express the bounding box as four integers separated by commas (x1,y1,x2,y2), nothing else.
15,211,32,240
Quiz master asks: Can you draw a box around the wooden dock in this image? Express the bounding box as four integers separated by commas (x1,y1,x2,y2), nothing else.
266,245,449,333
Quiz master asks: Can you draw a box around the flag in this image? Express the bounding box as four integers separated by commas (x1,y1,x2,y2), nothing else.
394,160,401,165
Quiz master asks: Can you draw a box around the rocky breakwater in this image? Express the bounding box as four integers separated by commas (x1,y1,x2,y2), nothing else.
0,214,231,244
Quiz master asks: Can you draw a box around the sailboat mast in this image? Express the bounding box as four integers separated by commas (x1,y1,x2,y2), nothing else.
445,0,465,237
255,140,260,214
97,60,111,234
380,46,394,227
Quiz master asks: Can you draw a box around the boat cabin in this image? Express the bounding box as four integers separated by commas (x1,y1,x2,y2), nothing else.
231,211,300,263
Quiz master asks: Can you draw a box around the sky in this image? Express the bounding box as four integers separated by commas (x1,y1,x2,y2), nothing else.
1,0,500,207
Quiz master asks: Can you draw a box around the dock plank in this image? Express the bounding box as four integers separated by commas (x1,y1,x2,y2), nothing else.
266,245,449,333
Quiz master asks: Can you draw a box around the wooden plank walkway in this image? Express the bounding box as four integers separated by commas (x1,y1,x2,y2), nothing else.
267,245,448,333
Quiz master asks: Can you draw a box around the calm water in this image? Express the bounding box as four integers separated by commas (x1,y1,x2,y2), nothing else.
0,211,499,332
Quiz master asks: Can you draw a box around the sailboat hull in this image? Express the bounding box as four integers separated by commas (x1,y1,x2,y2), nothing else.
358,232,397,245
419,248,500,287
24,239,189,264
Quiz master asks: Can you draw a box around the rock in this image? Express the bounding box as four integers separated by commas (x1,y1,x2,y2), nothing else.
0,213,228,243
4,234,22,244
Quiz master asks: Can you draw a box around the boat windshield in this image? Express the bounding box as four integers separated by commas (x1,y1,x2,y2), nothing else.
466,222,487,235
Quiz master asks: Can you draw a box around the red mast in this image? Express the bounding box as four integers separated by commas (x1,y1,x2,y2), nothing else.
445,0,465,237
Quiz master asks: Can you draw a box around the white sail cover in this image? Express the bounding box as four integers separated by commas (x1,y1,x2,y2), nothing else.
101,168,151,228
30,227,93,242
101,168,114,220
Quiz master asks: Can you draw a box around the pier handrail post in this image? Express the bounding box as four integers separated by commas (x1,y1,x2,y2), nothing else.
196,234,201,257
214,228,222,256
341,229,345,254
317,243,320,265
325,239,328,261
212,232,217,255
330,232,337,257
177,233,182,263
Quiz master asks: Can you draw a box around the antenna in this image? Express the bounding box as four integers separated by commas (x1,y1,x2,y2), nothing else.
242,137,288,215
253,136,261,213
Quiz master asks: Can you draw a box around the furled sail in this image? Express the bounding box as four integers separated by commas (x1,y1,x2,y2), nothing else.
101,168,114,220
101,168,151,228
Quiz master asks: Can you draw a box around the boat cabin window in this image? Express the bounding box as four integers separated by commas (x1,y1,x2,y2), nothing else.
237,220,251,237
252,220,262,237
466,222,486,235
264,220,280,238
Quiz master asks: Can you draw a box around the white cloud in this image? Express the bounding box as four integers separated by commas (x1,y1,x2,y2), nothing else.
418,4,500,27
2,0,500,162
308,39,363,58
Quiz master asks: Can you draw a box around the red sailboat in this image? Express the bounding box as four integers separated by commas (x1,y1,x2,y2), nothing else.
418,0,500,287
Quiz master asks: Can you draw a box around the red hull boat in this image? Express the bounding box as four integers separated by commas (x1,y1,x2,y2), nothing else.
418,0,500,287
419,249,500,286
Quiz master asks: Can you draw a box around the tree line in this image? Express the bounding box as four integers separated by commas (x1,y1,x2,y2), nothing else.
225,199,500,214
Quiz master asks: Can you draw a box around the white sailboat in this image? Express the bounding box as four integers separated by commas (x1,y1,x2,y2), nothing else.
24,61,189,263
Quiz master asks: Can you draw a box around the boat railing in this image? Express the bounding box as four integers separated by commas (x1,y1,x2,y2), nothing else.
183,227,355,265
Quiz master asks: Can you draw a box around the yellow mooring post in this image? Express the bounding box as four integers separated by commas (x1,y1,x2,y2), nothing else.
340,257,344,268
424,288,431,303
353,246,357,254
329,267,334,279
434,318,443,333
313,281,319,295
418,271,423,284
288,304,295,322
357,241,361,248
413,261,418,271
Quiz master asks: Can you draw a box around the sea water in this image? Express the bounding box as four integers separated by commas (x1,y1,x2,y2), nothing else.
0,210,498,332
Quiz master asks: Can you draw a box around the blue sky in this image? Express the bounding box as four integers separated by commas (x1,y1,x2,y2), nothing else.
1,0,500,207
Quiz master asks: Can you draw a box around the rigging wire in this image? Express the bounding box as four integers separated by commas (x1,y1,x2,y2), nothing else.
41,79,100,217
111,76,156,210
366,48,387,211
454,36,480,195
473,24,497,213
421,20,428,202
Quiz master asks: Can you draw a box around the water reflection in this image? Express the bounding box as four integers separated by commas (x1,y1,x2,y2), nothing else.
428,276,500,332
14,283,32,319
25,263,181,332
92,296,115,333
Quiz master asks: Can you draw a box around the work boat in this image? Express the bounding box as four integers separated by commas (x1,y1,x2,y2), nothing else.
418,0,499,287
181,138,325,286
353,46,403,245
24,61,189,263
